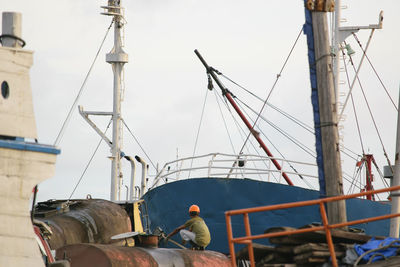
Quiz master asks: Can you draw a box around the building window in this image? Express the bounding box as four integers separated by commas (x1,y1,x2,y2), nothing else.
1,81,9,99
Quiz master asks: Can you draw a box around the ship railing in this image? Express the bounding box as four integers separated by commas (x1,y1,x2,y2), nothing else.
149,152,317,190
225,185,400,267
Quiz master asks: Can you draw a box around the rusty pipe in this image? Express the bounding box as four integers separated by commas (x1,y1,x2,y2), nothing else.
34,199,131,250
56,243,231,267
123,155,136,200
135,156,147,198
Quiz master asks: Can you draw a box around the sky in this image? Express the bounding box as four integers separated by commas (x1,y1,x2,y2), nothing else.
1,0,400,202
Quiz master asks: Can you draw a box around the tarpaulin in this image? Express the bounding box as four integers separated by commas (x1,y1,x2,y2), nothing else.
303,0,326,197
354,237,400,263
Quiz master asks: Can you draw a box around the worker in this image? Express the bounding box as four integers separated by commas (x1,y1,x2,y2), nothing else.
166,204,211,250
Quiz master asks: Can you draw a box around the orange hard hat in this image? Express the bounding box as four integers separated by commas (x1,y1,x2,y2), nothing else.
189,204,200,213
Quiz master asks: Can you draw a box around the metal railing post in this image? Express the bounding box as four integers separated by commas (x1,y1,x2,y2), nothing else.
225,213,237,267
244,213,255,267
320,203,338,267
225,185,400,267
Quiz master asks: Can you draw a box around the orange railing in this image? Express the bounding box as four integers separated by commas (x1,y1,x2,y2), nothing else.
225,185,400,267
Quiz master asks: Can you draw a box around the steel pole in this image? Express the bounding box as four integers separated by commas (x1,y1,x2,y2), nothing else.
106,1,128,201
390,90,400,237
110,22,122,201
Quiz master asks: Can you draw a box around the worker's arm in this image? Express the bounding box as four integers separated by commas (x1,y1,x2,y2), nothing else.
166,224,186,239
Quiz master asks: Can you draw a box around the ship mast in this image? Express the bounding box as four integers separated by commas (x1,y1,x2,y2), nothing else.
305,1,348,225
102,1,128,201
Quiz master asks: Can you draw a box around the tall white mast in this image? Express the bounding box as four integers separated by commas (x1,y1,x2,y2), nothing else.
79,1,128,201
103,0,128,201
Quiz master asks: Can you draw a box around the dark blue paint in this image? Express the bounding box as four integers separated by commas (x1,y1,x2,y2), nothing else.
0,139,60,154
303,2,326,197
143,178,391,253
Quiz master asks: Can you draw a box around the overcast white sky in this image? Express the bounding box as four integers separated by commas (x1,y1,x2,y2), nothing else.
2,0,400,202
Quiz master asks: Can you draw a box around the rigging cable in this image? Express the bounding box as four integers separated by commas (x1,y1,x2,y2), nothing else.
237,100,315,188
352,33,398,111
222,73,364,162
345,168,363,195
340,44,366,155
236,27,303,156
215,91,269,182
220,73,314,133
188,87,210,178
68,118,112,201
54,19,114,147
236,97,316,158
338,29,375,122
213,89,236,154
347,42,394,179
371,158,390,188
340,144,361,159
339,147,360,162
215,90,264,180
235,98,316,189
122,119,157,170
266,103,314,133
221,72,362,165
346,158,369,196
218,63,359,189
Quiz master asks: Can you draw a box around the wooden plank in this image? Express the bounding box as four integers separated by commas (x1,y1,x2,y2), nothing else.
235,242,276,261
274,245,295,254
299,224,384,241
296,257,326,264
294,250,345,263
295,250,333,259
256,264,296,267
266,227,316,245
258,254,274,264
265,225,375,244
265,227,296,233
299,258,327,265
257,253,294,265
293,242,350,254
269,236,305,245
266,226,326,244
320,229,373,243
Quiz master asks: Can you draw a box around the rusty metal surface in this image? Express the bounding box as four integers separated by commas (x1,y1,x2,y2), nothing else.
56,244,157,267
161,248,232,267
137,234,159,248
56,244,232,267
35,199,131,250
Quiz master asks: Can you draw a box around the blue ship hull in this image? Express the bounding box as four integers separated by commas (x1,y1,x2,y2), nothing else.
142,178,391,253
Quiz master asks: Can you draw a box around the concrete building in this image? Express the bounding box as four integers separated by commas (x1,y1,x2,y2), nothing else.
0,12,60,267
